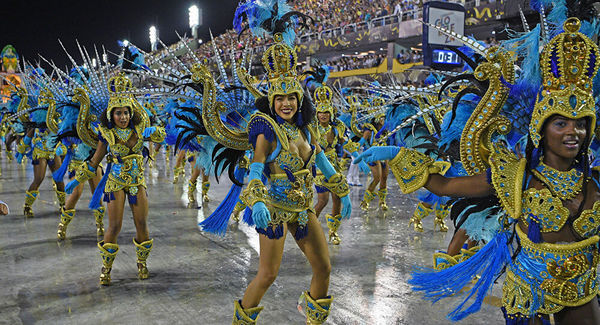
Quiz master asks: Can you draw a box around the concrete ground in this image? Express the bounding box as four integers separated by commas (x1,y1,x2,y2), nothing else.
0,149,504,324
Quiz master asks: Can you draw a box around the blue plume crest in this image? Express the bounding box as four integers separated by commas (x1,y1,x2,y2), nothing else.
233,0,310,46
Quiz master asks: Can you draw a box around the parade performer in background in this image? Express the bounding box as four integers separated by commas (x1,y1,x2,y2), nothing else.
15,67,66,217
358,97,390,211
312,81,347,245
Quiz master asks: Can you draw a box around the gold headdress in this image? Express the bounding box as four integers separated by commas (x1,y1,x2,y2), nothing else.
369,97,386,120
314,85,334,117
529,18,599,147
262,33,303,108
106,73,136,120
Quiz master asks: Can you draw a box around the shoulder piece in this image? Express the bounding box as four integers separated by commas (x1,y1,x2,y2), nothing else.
247,112,289,151
97,125,115,146
335,123,346,139
488,142,526,219
306,124,318,145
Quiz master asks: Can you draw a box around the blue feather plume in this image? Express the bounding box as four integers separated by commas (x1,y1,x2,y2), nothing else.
199,166,247,236
409,231,512,321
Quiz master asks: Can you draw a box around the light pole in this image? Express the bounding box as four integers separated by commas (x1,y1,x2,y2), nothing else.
149,26,158,51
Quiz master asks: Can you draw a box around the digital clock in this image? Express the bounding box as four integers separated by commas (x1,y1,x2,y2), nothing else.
432,49,461,65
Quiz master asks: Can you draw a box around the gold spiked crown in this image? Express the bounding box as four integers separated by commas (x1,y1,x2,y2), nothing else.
367,97,386,120
314,85,334,116
529,17,599,147
106,73,136,120
262,33,303,108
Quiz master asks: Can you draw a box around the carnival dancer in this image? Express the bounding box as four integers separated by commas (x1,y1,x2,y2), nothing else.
66,73,165,285
358,97,390,211
15,68,66,217
356,15,600,324
312,83,347,245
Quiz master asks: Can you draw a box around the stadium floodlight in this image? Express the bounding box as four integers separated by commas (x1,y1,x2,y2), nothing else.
189,5,200,39
189,5,199,28
149,26,158,51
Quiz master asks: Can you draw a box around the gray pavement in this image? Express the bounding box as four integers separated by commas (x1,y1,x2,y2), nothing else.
0,150,504,324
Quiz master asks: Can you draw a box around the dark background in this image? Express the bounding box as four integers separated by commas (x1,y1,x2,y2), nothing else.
0,0,239,68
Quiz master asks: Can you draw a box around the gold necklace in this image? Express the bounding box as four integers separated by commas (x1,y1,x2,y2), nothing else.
113,127,132,143
533,161,583,200
280,121,300,140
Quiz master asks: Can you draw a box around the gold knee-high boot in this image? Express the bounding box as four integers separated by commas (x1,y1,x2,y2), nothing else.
57,207,75,240
165,146,171,164
93,206,105,236
360,189,377,210
188,180,197,206
133,238,153,280
232,300,264,324
98,241,119,286
23,190,39,217
433,204,449,232
378,188,389,211
300,291,333,324
55,187,66,209
173,166,184,184
202,180,210,202
326,214,342,245
409,202,432,232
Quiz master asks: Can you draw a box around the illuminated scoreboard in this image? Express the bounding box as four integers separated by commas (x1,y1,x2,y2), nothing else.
423,1,465,69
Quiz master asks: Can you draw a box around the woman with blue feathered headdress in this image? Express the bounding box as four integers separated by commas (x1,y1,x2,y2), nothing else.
355,5,600,323
15,66,67,218
65,72,166,287
207,1,352,323
51,66,107,241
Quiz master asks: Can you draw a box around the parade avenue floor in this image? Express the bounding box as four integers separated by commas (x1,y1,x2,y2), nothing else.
0,151,504,324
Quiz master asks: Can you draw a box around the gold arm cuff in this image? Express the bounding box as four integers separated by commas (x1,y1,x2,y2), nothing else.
74,161,96,184
149,126,166,143
389,147,447,194
321,172,350,197
240,179,268,207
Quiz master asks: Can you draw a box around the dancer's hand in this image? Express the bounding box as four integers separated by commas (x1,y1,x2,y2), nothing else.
340,195,352,219
252,201,271,229
354,146,400,164
142,127,156,138
351,152,371,174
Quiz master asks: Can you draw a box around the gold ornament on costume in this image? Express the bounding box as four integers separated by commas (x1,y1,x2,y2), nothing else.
314,85,334,116
262,33,303,108
106,73,136,120
368,97,386,121
529,17,600,148
348,95,363,136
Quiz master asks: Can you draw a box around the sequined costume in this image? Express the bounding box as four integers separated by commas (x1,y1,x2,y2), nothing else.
363,16,600,324
97,123,164,202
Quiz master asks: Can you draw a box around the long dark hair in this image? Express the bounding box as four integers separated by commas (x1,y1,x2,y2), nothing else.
99,106,142,129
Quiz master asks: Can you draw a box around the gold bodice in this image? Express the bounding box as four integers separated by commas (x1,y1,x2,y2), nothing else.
490,143,600,239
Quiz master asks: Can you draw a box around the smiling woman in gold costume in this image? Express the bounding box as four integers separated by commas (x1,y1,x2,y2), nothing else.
66,74,165,286
357,17,600,324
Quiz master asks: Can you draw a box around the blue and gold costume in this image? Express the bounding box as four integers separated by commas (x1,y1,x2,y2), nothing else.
377,17,600,324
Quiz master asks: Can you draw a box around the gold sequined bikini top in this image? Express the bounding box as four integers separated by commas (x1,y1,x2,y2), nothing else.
98,124,144,157
274,127,316,173
489,143,600,239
